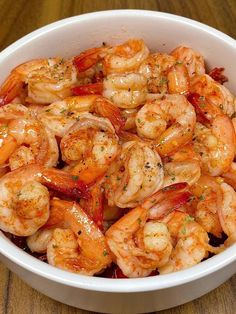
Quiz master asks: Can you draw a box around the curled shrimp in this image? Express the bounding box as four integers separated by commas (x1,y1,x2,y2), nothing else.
74,73,148,109
104,141,164,208
218,182,236,246
104,39,149,74
103,73,148,109
158,211,217,274
0,164,49,236
0,117,58,170
171,46,205,77
163,144,201,187
190,175,223,237
139,52,189,94
47,199,112,275
0,58,77,105
188,93,236,176
27,228,54,253
190,74,235,117
38,95,124,137
105,183,191,277
60,113,120,184
136,95,196,156
74,39,149,76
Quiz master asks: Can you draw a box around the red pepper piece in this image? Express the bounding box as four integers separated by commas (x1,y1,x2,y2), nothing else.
208,67,228,84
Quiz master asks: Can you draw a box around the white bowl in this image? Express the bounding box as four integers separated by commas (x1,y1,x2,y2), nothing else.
0,10,236,314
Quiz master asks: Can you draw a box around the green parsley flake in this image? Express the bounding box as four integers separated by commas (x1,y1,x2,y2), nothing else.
72,175,79,181
103,250,108,256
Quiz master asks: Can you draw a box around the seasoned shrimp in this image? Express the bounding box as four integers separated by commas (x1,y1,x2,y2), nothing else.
136,95,196,156
163,144,201,187
74,39,149,76
104,141,164,208
103,73,148,109
27,228,54,253
74,73,148,109
222,162,236,190
104,39,149,74
0,164,49,236
0,117,58,170
171,46,205,77
190,175,223,237
60,113,120,184
0,58,77,105
139,52,189,94
189,93,236,176
47,199,112,275
190,74,235,117
218,183,236,246
105,183,191,278
38,95,124,137
158,211,217,274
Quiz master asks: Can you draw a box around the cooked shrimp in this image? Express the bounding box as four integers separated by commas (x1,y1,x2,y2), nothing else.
158,211,217,274
104,39,149,74
104,141,164,208
0,58,77,105
103,73,148,109
27,228,54,253
0,117,58,170
60,113,120,184
38,95,124,137
136,95,196,156
218,183,236,246
189,93,236,176
105,183,191,277
0,103,29,120
193,118,235,176
190,74,235,117
47,199,112,275
106,207,172,278
171,46,205,77
222,162,236,190
163,144,201,187
0,164,49,236
190,175,223,237
139,52,189,94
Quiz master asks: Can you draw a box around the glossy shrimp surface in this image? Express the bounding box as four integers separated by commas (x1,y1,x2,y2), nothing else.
0,38,236,278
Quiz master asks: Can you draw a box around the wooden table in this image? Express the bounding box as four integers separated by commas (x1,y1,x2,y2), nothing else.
0,0,235,313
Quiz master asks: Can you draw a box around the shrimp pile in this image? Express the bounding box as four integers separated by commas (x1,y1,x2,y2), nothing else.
0,39,236,278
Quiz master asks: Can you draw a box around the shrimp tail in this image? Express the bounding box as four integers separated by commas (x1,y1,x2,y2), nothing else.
71,83,103,96
187,93,210,124
145,182,192,219
73,47,106,72
41,168,91,200
0,73,24,106
93,97,125,133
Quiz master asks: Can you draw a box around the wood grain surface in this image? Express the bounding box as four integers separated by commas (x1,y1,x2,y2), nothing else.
0,0,235,313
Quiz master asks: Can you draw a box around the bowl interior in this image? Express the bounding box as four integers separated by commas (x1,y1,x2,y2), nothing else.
0,10,236,292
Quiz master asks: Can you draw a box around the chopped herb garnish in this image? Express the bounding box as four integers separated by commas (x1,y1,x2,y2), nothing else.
103,250,108,256
137,218,142,224
72,175,79,181
199,194,205,201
